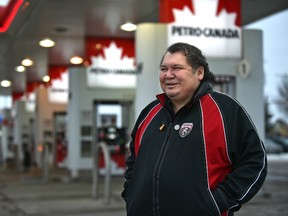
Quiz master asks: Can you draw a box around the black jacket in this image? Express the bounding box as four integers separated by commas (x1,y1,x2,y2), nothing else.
122,82,267,216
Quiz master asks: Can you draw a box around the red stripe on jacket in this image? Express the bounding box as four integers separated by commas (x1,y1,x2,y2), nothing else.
134,103,162,157
200,94,232,188
201,94,232,216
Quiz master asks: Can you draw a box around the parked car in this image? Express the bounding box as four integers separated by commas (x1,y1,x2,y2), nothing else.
264,137,284,154
268,135,288,152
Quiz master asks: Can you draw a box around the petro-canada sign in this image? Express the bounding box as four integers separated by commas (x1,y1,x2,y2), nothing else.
166,0,242,58
87,41,140,88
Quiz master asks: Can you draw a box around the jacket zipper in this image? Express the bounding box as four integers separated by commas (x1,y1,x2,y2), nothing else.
152,122,173,216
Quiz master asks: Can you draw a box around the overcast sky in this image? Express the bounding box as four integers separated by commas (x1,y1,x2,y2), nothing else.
245,9,288,123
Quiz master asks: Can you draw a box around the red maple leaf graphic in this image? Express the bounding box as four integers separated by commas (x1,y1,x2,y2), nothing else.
160,0,241,27
216,0,241,26
160,0,194,23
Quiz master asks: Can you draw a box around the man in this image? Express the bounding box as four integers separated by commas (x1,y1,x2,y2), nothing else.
121,42,267,216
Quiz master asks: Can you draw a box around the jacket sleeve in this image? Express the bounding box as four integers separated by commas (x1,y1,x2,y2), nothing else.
121,137,135,201
212,107,267,213
121,112,141,201
121,101,158,201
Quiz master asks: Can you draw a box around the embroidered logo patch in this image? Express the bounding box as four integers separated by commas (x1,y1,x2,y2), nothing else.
179,123,193,138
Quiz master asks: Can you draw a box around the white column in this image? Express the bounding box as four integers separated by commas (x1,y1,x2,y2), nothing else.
135,23,168,118
237,29,265,139
67,67,82,178
13,101,25,169
1,109,12,163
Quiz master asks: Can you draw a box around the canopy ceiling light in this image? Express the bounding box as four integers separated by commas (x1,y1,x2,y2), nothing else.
39,38,55,48
42,75,50,82
15,65,26,72
120,22,137,31
1,80,12,87
70,56,83,65
21,58,33,67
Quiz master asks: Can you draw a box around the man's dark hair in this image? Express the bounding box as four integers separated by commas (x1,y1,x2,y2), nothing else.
161,42,214,82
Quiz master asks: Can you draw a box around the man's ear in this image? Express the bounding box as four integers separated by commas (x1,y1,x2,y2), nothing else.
197,66,204,80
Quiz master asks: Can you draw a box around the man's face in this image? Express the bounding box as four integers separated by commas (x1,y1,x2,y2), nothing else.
159,52,204,106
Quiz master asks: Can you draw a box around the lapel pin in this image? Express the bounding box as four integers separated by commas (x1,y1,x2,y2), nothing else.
159,123,165,131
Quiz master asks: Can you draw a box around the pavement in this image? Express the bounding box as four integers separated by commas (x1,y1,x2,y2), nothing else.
0,167,126,216
0,153,288,216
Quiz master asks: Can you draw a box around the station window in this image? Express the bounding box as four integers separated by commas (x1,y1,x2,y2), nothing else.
212,75,235,97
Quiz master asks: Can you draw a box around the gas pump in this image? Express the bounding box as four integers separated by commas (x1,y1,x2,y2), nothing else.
94,103,129,175
92,102,130,202
54,112,67,168
98,126,126,155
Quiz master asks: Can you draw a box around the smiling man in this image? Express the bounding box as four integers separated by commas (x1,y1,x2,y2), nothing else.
121,42,267,216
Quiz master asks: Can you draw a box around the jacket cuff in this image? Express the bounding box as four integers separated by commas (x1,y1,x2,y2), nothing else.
121,180,129,201
212,188,241,213
212,188,229,213
121,189,127,201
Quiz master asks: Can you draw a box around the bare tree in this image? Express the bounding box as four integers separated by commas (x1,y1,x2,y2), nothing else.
264,97,273,133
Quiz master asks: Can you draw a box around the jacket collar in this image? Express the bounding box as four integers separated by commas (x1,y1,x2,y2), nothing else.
156,81,213,111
